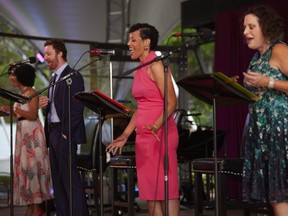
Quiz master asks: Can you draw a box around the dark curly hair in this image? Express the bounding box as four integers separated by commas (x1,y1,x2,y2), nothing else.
8,64,36,87
241,4,285,43
129,23,159,50
44,38,67,61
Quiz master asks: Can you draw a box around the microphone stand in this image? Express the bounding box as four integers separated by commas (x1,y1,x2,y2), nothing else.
9,101,14,216
119,52,172,78
119,39,200,216
162,56,169,216
119,38,198,80
119,51,173,216
0,61,36,215
0,88,30,216
28,54,104,216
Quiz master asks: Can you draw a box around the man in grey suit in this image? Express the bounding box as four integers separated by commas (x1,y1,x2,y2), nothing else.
39,39,88,216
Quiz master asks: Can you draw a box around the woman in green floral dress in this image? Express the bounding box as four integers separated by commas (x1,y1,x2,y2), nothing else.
242,5,288,216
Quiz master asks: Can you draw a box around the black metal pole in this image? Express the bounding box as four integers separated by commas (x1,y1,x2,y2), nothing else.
98,111,104,216
213,96,219,216
66,78,73,216
9,100,14,216
163,57,169,216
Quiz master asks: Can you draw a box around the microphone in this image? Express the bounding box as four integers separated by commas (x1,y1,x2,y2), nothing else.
90,48,122,56
173,29,213,54
187,113,202,116
10,57,37,66
172,28,213,40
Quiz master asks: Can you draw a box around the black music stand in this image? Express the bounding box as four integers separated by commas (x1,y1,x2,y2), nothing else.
0,87,30,104
0,110,9,117
177,72,258,216
0,88,29,216
74,90,131,216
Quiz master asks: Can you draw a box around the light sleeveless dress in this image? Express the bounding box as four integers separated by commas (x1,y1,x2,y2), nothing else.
13,101,53,205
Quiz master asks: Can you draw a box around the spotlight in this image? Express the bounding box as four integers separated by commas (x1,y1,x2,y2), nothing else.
36,52,45,63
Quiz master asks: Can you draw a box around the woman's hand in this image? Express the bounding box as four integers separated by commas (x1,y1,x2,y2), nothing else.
0,105,10,113
106,134,128,155
143,124,160,141
243,71,269,87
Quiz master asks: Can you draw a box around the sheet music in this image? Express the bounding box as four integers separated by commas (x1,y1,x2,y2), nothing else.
74,90,132,119
92,90,132,113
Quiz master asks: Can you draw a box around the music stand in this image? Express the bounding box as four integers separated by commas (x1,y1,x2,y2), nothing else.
0,88,29,216
0,110,9,117
0,87,30,104
74,90,131,216
177,72,258,216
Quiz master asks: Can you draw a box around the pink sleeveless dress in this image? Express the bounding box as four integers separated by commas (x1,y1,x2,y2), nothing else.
132,51,179,200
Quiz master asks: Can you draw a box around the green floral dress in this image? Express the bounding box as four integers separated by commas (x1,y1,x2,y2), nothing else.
242,41,288,203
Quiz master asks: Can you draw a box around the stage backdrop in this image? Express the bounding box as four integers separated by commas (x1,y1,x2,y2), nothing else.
214,0,288,199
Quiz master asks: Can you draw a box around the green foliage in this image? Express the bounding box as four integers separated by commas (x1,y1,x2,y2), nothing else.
0,175,10,187
0,19,214,127
162,26,214,127
0,17,47,106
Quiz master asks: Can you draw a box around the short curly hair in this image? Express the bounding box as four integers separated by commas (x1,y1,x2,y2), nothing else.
241,4,285,43
8,64,36,87
129,23,159,50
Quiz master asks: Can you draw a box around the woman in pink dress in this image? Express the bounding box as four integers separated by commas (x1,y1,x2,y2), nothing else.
106,23,179,216
1,64,53,216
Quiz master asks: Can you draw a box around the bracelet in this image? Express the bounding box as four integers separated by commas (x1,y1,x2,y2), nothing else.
152,125,158,132
268,77,275,88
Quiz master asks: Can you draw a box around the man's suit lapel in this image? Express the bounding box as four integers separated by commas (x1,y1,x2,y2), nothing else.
54,65,70,99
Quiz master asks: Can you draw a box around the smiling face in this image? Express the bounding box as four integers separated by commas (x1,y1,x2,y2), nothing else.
127,30,150,62
243,13,270,54
44,45,62,71
8,73,18,88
